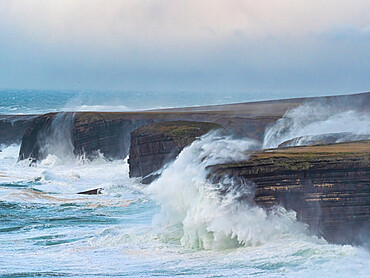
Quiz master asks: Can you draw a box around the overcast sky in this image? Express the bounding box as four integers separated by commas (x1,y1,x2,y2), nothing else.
0,0,369,95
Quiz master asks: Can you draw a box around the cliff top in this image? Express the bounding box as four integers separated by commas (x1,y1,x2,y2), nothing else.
132,120,222,146
260,140,370,157
209,140,370,171
17,92,368,123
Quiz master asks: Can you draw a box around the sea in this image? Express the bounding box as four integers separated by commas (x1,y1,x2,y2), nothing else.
0,89,369,277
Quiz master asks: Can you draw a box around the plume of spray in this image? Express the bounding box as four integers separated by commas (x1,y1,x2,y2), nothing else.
147,131,310,250
37,112,77,165
263,98,370,149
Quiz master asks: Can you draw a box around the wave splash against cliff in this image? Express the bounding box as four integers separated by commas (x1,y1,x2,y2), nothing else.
263,101,370,149
148,132,310,250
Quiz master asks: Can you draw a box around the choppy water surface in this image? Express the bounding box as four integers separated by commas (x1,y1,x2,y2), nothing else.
0,89,351,115
0,140,369,277
0,90,369,277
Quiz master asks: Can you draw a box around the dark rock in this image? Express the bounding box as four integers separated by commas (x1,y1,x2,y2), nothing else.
17,92,370,162
0,115,38,145
18,113,75,162
128,121,222,179
208,141,370,245
77,188,103,195
18,113,56,161
18,111,279,162
141,174,160,184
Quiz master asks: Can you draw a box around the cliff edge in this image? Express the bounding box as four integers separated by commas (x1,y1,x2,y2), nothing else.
129,121,222,183
209,141,370,245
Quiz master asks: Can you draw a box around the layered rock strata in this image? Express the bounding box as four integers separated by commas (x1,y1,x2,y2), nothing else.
129,121,222,183
17,92,369,162
0,115,37,145
209,141,370,245
18,111,278,162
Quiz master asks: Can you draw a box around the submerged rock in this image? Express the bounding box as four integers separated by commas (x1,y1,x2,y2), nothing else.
209,140,370,245
128,121,222,182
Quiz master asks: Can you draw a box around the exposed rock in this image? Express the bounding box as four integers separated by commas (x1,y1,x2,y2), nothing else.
129,121,222,182
278,132,370,148
77,188,103,195
17,92,369,162
0,115,37,145
18,113,56,161
208,141,370,245
18,112,278,162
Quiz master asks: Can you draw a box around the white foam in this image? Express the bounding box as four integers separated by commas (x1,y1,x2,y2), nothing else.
263,102,370,148
148,132,310,250
64,104,130,112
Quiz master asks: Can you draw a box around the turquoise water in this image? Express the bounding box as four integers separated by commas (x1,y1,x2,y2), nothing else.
0,89,250,114
0,90,369,277
0,89,351,115
0,143,368,278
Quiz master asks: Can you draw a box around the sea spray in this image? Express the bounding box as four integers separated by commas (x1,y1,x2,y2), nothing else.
1,134,368,276
39,112,76,161
263,102,370,149
147,131,309,250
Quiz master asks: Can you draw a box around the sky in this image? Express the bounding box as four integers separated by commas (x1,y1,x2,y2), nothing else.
0,0,369,95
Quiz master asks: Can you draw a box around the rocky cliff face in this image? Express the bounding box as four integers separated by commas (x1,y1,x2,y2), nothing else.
129,121,222,183
209,141,370,245
18,113,56,161
0,115,37,145
17,92,370,162
19,112,155,161
18,111,277,162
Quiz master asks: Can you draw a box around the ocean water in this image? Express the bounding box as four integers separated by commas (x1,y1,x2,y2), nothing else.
0,90,369,277
0,89,254,114
0,89,353,115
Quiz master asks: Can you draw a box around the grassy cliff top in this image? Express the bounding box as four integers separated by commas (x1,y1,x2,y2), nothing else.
209,140,370,172
259,140,370,157
133,120,222,146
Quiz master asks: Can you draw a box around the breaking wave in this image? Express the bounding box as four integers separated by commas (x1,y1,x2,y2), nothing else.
147,132,311,250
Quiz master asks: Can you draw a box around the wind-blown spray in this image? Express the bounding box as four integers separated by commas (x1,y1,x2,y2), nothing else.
148,131,309,250
263,101,370,149
37,112,76,163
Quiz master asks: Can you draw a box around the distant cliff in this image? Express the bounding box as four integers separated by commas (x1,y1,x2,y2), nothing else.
18,111,279,162
209,141,370,245
17,92,369,162
129,121,222,183
0,115,37,145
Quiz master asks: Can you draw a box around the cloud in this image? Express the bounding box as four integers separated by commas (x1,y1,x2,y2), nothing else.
0,0,369,93
322,24,370,41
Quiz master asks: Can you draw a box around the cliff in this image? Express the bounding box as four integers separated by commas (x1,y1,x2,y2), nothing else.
129,121,222,183
17,92,369,162
0,115,37,145
208,141,370,245
18,111,279,162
